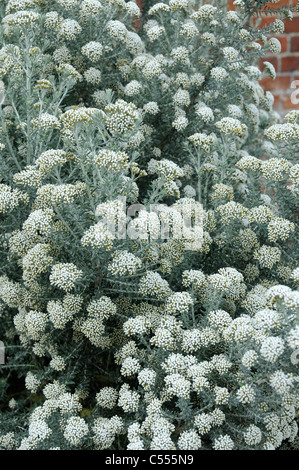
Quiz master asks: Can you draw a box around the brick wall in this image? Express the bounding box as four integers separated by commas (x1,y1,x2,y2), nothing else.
257,1,299,115
229,0,299,115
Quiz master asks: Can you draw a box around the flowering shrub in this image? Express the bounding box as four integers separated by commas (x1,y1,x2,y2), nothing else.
0,0,298,451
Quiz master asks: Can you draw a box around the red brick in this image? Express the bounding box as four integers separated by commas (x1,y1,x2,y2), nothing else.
254,13,299,33
260,75,291,91
278,36,288,52
227,0,236,9
263,0,297,9
281,55,299,72
273,95,282,108
259,57,279,71
280,94,299,109
289,81,299,106
254,17,277,29
291,36,299,52
263,36,288,53
284,16,299,33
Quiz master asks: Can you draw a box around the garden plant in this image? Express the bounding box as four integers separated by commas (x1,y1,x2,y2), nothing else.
0,0,298,450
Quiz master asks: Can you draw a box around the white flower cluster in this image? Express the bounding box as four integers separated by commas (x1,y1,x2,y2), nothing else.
211,184,234,201
87,296,117,320
148,158,184,180
94,149,129,172
180,21,199,39
124,80,142,96
196,103,214,122
236,154,261,171
268,37,282,54
188,133,216,151
106,20,127,42
35,149,68,174
80,0,102,20
0,185,29,214
81,41,103,61
3,10,39,30
49,263,83,291
31,112,61,131
104,100,139,134
22,243,53,283
13,166,43,188
254,246,281,269
25,372,41,393
25,310,48,340
108,250,142,276
267,218,295,242
215,117,247,137
123,315,151,336
265,123,299,141
118,384,140,412
0,0,298,453
191,5,217,21
81,221,115,250
56,63,82,82
165,292,193,315
146,23,165,42
96,387,118,409
47,294,82,329
139,271,172,299
149,3,170,15
143,101,159,115
260,336,285,363
60,107,100,130
211,67,229,82
216,201,249,225
84,67,101,84
23,209,54,236
58,19,82,40
182,269,207,291
92,416,124,449
49,355,66,371
64,417,89,446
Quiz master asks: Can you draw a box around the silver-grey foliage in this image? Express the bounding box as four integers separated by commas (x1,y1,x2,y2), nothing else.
0,0,298,451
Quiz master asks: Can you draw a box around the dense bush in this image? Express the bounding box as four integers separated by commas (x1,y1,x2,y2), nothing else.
0,0,298,450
